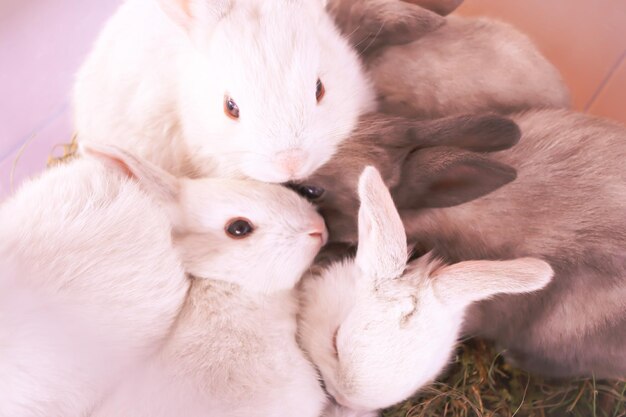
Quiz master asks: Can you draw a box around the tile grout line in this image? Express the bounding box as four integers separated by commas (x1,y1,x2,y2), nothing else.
584,49,626,112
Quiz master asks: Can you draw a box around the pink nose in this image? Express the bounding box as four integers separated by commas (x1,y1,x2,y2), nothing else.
275,149,306,178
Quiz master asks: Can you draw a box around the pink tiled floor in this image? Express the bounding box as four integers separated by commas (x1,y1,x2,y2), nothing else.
0,0,121,201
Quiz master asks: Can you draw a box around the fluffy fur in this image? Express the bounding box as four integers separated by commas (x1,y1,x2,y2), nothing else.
0,143,341,416
403,109,626,378
327,0,446,55
323,404,380,417
328,1,570,117
0,158,188,417
370,15,571,117
73,0,375,181
406,0,463,16
83,145,335,416
292,112,521,242
298,109,626,378
93,283,328,417
298,167,553,411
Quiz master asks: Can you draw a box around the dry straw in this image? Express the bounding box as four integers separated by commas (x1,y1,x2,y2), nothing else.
383,339,626,417
47,134,79,167
47,140,625,417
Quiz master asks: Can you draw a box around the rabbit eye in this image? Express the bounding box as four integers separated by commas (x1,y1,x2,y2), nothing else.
332,327,339,358
225,218,254,239
287,183,325,201
224,96,240,120
302,185,325,200
316,78,325,103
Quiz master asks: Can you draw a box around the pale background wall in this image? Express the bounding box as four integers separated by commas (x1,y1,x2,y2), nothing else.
0,0,122,199
0,0,624,201
457,0,626,122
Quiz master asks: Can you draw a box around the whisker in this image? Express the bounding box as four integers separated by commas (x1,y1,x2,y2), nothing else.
357,22,385,58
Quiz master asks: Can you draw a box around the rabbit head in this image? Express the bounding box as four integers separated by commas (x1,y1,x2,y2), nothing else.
298,166,553,411
82,143,327,293
161,0,375,182
289,112,520,243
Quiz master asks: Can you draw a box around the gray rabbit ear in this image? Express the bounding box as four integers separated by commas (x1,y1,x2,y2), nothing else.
330,0,445,55
404,0,464,16
406,114,521,152
393,147,516,209
355,167,408,283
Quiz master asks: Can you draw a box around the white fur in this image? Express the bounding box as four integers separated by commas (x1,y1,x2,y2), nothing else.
0,159,188,417
73,0,375,181
0,143,332,416
323,403,380,417
298,167,554,411
81,144,331,416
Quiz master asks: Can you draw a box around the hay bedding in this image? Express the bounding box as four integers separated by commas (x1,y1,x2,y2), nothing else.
47,134,78,167
382,340,625,417
49,140,625,417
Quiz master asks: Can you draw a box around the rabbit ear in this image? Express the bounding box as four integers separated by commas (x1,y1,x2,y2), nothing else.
394,147,516,209
406,114,521,152
157,0,231,31
80,142,180,206
431,257,553,308
333,0,445,56
355,167,408,282
404,0,464,16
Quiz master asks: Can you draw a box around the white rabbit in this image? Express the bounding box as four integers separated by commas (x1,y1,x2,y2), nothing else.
0,155,189,417
298,166,553,412
82,145,332,416
73,0,375,182
0,142,335,417
292,109,626,378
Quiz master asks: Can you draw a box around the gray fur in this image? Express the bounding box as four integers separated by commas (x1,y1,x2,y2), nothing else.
369,16,571,118
300,109,626,378
327,0,446,56
295,112,520,243
328,1,571,116
323,0,620,378
404,109,626,378
404,0,463,16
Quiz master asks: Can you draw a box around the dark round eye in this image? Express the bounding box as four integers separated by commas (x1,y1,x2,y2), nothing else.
224,96,240,120
301,184,325,200
287,183,325,201
225,218,254,239
316,78,325,103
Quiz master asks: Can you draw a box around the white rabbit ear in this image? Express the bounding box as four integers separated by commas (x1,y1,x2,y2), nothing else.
432,257,554,308
80,142,180,206
355,166,408,282
157,0,231,31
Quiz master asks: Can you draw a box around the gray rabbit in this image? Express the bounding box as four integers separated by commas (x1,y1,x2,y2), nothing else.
293,108,626,378
328,0,571,118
